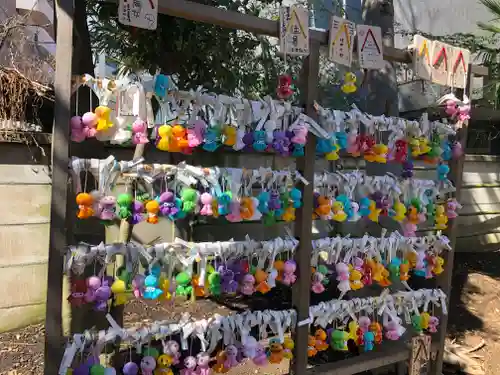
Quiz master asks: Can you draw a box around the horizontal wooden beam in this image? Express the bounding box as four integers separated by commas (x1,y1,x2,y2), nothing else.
147,0,488,75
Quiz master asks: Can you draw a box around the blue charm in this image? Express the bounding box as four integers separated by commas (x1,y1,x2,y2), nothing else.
336,194,353,219
316,138,332,154
257,191,270,214
217,192,232,215
143,274,163,300
336,131,348,149
253,131,267,152
203,129,220,152
290,188,302,208
437,164,450,181
154,74,169,98
359,197,371,217
441,141,452,161
292,144,304,157
169,198,187,220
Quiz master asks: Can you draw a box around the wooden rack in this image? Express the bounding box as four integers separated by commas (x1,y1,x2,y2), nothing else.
45,1,485,374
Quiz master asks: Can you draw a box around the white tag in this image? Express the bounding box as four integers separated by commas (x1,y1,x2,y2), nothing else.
297,317,311,327
118,0,158,30
279,6,310,56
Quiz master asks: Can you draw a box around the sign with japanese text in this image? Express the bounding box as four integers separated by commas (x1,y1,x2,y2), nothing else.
279,6,310,57
328,16,355,67
118,0,158,30
430,41,453,86
409,335,431,375
356,24,384,69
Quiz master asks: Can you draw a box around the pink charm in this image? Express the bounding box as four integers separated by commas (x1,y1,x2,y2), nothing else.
187,120,205,148
70,116,86,142
352,256,364,271
452,142,463,159
311,272,325,293
99,196,116,221
359,316,371,332
240,274,255,295
346,134,360,155
180,356,197,375
226,201,242,222
196,353,211,375
140,356,156,375
458,103,470,122
85,276,101,302
444,99,458,117
199,193,213,216
224,345,239,368
132,119,149,144
132,275,145,298
282,260,297,285
384,321,401,340
291,124,308,145
428,316,439,333
446,199,462,219
163,340,181,365
82,112,98,138
402,220,417,237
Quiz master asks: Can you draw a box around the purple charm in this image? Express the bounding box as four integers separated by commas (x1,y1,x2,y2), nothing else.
242,132,254,152
131,200,144,224
272,131,291,156
371,192,383,209
227,261,244,283
268,190,281,210
123,361,139,375
313,192,320,209
402,161,414,179
159,191,179,216
219,266,238,294
94,278,111,311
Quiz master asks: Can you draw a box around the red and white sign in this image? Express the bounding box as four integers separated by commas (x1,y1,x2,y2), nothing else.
356,24,384,69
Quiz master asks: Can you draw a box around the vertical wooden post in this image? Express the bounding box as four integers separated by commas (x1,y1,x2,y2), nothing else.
290,39,320,375
44,0,74,374
430,65,473,375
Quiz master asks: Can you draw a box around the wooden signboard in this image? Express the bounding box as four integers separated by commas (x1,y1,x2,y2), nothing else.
449,47,470,89
279,6,310,56
328,16,356,67
431,41,453,86
118,0,158,30
356,24,384,69
409,335,431,375
412,34,432,81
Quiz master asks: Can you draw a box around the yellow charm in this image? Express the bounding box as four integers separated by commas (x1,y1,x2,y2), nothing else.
433,256,444,275
349,269,363,290
420,312,431,329
373,144,388,163
332,201,347,222
341,72,357,94
282,206,296,222
418,137,431,154
156,125,173,151
283,338,295,359
110,279,128,306
347,321,359,341
392,199,407,222
410,138,421,158
223,125,237,146
325,144,340,160
94,106,113,132
367,200,381,222
434,205,448,230
158,276,173,302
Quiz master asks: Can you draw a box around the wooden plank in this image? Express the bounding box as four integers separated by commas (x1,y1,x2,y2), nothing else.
460,203,500,215
465,154,500,163
291,40,320,375
0,263,48,309
0,303,46,333
0,165,51,184
0,185,51,225
44,0,74,373
0,224,49,267
455,233,500,252
460,187,500,205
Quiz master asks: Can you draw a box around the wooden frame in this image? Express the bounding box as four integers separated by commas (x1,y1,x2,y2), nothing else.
45,1,487,374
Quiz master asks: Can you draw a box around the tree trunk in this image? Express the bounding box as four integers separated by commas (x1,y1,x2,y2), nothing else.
361,0,398,116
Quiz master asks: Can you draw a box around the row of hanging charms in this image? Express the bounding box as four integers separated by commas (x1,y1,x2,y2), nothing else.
70,158,459,231
69,74,459,164
59,288,447,375
314,103,462,164
312,169,460,235
65,232,450,309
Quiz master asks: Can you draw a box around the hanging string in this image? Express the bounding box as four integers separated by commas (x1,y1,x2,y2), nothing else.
75,88,79,116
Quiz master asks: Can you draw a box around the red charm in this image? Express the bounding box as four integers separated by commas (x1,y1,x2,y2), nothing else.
276,75,294,100
394,139,408,163
67,279,87,307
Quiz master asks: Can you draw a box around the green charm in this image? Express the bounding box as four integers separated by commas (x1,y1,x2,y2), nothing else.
143,347,160,359
412,314,423,333
208,271,222,296
90,365,106,375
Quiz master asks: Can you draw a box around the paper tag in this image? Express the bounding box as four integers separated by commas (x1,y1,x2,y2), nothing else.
357,25,384,69
118,0,158,30
328,16,356,67
403,306,412,325
279,6,310,56
297,317,311,327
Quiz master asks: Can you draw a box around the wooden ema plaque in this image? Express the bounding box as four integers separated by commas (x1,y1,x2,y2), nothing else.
449,47,470,89
412,34,432,81
409,335,431,375
430,41,453,86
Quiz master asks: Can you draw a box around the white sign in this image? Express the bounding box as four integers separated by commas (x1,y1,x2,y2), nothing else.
430,41,453,86
279,6,310,57
328,16,356,67
412,34,432,81
356,24,384,69
449,47,470,89
118,0,158,30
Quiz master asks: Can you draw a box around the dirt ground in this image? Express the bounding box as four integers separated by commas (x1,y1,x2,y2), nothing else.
1,252,499,375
